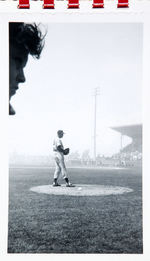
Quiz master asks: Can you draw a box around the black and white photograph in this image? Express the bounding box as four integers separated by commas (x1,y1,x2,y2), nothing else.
8,21,143,254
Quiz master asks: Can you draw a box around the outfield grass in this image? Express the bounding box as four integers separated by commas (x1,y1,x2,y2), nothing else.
8,166,143,253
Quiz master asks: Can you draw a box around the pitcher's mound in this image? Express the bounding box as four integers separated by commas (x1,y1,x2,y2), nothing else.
30,184,133,196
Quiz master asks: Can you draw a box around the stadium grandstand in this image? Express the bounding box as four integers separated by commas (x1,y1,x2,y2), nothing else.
111,124,142,166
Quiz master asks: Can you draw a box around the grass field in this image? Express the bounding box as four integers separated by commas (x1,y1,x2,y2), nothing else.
8,166,143,253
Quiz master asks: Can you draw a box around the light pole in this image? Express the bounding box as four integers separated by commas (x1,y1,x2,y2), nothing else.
93,87,100,164
120,133,123,165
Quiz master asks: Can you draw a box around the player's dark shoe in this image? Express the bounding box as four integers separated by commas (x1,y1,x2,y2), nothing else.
53,182,61,187
66,182,75,187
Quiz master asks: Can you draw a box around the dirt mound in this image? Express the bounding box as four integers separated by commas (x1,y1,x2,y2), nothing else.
30,184,133,196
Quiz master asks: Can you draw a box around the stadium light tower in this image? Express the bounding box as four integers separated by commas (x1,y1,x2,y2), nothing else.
93,87,100,164
119,133,123,164
120,133,123,153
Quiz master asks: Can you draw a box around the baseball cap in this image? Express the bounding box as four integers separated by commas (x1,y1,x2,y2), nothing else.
57,130,65,135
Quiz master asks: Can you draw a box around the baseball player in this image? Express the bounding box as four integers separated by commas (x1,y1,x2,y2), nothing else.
53,130,74,187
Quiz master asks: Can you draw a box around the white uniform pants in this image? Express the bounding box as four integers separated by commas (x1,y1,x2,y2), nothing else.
54,156,68,180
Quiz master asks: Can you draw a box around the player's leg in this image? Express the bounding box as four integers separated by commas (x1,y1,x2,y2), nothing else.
53,157,61,186
60,158,75,187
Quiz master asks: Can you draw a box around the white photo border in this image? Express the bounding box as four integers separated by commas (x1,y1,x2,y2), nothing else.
0,3,150,261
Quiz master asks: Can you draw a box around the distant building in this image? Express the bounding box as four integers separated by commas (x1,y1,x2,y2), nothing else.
111,124,142,166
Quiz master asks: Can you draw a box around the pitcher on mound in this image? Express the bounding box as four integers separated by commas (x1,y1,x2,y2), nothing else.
53,130,74,187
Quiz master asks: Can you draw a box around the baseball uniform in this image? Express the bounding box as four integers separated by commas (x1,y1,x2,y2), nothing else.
53,137,68,180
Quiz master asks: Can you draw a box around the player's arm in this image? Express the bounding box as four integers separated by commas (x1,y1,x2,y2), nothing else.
57,145,64,153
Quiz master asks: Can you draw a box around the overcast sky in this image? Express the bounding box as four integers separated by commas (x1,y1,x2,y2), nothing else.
9,23,142,157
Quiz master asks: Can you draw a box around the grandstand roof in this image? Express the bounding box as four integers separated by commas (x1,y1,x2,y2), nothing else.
111,124,142,139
